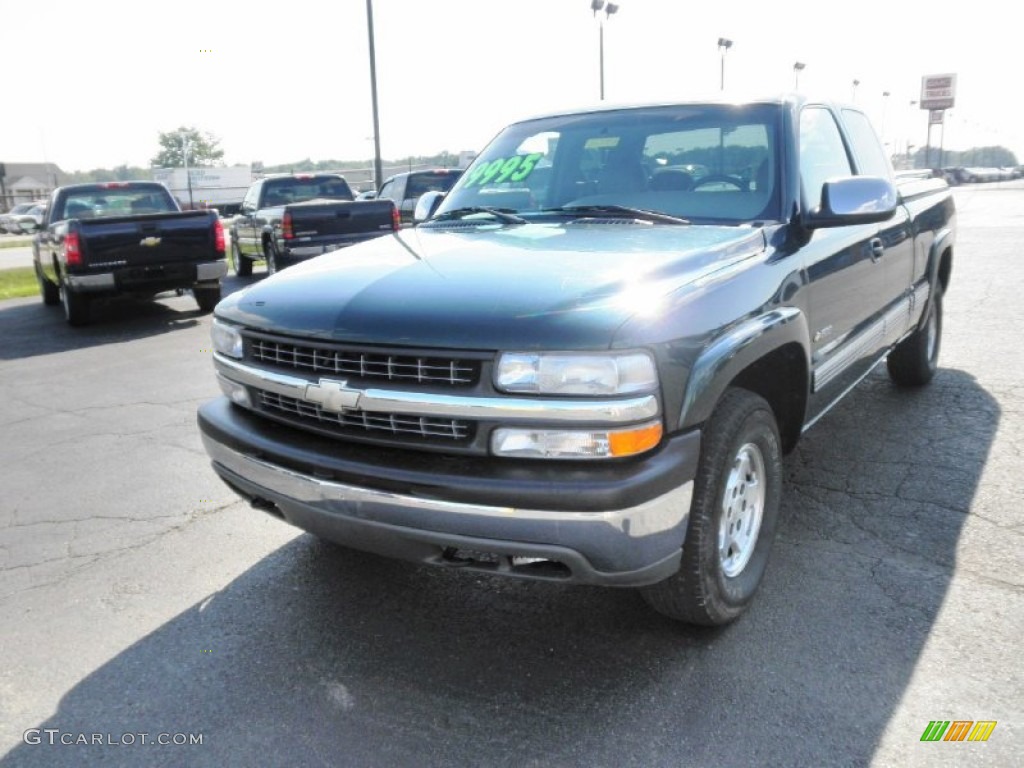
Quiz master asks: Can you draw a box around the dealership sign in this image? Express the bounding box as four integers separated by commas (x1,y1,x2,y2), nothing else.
921,74,956,110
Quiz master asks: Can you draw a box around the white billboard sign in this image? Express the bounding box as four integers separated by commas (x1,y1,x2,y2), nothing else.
921,74,956,110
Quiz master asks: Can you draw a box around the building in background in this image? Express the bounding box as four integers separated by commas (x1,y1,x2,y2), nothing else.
0,162,70,211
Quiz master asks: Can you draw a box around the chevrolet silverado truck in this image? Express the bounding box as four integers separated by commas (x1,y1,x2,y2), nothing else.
34,181,226,326
228,173,398,276
376,168,464,226
198,97,955,625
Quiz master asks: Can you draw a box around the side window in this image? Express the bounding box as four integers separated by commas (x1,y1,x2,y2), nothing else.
841,109,893,180
799,107,852,209
378,180,395,201
241,184,259,211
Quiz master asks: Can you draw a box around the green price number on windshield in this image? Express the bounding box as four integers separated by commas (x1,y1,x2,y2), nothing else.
464,153,543,187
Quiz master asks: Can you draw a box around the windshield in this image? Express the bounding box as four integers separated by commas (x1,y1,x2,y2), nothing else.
437,104,782,225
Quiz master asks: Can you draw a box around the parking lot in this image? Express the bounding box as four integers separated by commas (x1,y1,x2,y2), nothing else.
0,183,1021,766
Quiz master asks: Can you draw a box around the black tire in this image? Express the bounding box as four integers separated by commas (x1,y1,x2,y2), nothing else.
641,388,783,625
230,239,252,277
59,279,90,327
887,288,942,386
193,283,222,313
264,240,282,275
37,265,60,306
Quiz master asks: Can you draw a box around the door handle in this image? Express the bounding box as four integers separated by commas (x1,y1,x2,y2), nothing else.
869,237,884,261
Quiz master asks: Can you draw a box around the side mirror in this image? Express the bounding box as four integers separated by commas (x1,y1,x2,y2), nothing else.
413,190,445,223
804,176,897,229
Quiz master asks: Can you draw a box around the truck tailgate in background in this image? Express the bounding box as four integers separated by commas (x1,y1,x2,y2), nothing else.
77,211,217,267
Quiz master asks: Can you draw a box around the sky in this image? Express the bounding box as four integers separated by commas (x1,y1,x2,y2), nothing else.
2,0,1020,172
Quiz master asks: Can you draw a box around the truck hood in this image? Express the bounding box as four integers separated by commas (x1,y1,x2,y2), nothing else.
217,222,765,350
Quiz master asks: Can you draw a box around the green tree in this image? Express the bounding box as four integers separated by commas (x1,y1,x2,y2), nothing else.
150,126,225,168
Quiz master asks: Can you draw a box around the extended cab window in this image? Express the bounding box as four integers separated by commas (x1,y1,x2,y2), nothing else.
799,107,853,209
841,109,894,180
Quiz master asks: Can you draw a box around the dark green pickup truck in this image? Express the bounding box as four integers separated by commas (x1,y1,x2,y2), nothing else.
199,96,955,625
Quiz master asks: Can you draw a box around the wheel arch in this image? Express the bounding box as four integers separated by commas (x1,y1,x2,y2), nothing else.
680,308,810,454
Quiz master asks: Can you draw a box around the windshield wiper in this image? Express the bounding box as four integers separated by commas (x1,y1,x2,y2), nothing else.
429,206,527,225
543,205,690,225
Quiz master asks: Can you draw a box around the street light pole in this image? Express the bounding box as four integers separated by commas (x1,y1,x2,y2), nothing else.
180,134,194,210
718,37,733,91
851,79,860,103
880,90,890,143
793,61,805,90
366,0,383,191
591,1,619,101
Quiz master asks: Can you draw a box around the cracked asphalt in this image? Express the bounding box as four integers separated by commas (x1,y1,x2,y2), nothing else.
1,184,1021,767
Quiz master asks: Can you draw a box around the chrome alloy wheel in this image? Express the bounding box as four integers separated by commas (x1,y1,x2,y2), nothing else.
718,442,766,577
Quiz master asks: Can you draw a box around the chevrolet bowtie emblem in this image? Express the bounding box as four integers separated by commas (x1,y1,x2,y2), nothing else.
140,236,162,247
304,378,362,412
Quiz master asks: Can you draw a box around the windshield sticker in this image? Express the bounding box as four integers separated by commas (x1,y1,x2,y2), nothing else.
584,136,621,149
463,153,544,187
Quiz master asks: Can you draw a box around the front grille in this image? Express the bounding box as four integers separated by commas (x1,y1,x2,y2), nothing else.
256,390,471,442
248,336,478,386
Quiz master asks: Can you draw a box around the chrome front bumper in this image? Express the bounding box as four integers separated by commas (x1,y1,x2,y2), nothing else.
202,432,693,586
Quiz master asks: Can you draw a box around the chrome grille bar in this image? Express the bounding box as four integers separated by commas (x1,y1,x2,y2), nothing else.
257,390,470,440
249,338,477,386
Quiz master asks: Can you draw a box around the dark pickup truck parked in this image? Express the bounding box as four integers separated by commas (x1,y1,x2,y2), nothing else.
199,97,955,625
377,168,463,226
34,182,226,326
229,173,397,276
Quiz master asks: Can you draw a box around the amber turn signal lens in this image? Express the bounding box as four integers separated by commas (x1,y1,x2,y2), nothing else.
608,422,663,457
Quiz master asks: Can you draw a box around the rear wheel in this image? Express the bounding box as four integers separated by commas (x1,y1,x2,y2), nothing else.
193,283,222,312
264,240,281,275
641,388,783,625
37,265,60,306
229,239,252,277
60,279,91,326
887,288,942,386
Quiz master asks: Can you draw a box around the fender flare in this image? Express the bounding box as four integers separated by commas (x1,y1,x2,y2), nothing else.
679,307,810,430
927,225,954,293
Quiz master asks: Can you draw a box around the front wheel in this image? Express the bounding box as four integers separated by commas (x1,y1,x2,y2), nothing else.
37,265,60,306
887,289,942,386
641,388,783,625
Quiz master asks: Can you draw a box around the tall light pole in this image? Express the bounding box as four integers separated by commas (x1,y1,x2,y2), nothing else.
591,1,620,101
880,90,890,143
366,0,383,190
718,37,733,91
851,78,860,103
180,133,194,210
793,61,806,90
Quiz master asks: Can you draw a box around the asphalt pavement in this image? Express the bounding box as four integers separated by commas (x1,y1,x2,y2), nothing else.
0,184,1021,767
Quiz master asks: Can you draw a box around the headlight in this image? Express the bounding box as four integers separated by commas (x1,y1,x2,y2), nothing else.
495,352,657,395
211,319,243,359
492,421,663,459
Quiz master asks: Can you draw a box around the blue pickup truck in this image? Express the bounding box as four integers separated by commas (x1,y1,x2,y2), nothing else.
199,96,955,625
